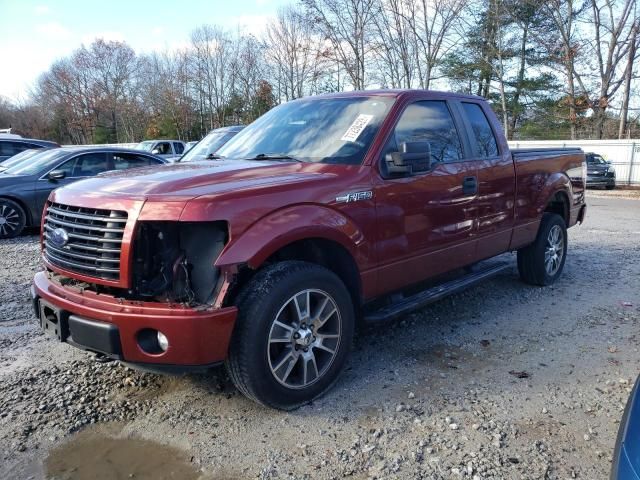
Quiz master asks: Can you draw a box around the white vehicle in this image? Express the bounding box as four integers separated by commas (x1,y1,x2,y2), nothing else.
135,139,186,162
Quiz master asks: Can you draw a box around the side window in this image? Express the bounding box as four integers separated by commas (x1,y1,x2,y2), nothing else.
0,141,13,156
173,142,185,155
391,100,463,163
113,153,154,170
461,102,499,158
57,153,110,178
156,142,171,155
11,142,30,155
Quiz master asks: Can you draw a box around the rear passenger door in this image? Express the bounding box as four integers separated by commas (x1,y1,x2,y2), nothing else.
373,99,480,293
456,101,515,259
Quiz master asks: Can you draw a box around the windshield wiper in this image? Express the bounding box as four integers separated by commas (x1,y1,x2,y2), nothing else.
246,153,303,162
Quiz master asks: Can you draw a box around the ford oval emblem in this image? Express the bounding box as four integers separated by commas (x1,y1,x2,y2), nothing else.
50,227,69,247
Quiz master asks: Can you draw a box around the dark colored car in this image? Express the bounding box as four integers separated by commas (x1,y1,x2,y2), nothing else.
31,90,586,409
586,152,615,189
0,147,165,239
0,136,60,163
178,126,243,162
612,376,640,479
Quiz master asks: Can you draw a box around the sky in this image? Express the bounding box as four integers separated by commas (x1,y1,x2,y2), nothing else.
0,0,289,102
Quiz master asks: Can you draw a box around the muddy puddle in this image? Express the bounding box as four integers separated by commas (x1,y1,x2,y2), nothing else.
45,429,206,480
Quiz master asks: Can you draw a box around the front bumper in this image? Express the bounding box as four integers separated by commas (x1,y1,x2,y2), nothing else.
587,174,615,187
32,271,237,370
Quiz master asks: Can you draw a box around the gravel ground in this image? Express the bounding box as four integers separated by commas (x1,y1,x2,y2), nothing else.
1,191,639,479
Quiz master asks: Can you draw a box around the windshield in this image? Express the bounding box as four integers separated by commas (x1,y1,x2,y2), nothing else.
0,148,44,170
136,141,155,152
588,155,607,165
3,149,69,176
180,130,238,162
217,96,394,165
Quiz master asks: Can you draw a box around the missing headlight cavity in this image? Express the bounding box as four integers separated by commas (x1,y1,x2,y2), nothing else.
131,221,227,305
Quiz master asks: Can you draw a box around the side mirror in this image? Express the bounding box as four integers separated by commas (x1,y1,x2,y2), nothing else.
151,148,160,155
385,141,432,175
48,170,66,181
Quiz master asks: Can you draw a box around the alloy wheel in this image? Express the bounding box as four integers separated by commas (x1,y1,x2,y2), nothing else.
544,224,564,276
267,289,342,389
0,204,20,237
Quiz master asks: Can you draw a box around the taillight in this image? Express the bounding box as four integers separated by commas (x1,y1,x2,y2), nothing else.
582,161,587,184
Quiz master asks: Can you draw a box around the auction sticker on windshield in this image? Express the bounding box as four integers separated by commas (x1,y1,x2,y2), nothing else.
341,114,374,142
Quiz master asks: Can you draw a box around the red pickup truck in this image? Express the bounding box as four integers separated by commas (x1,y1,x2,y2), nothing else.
32,90,586,409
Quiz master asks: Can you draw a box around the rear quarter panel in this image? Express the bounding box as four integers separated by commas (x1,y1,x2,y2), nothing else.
510,150,585,250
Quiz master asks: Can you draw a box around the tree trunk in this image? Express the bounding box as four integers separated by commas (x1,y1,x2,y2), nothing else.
619,20,638,139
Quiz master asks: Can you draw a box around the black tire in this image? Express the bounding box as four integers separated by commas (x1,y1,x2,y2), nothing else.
517,213,567,286
606,184,615,190
0,198,26,239
225,261,355,410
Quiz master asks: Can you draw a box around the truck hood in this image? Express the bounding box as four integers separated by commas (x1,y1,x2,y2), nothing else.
61,160,336,200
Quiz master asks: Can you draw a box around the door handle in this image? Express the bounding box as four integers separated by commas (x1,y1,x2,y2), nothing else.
462,176,477,194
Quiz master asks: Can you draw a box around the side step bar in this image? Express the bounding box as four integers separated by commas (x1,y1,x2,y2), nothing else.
364,263,511,324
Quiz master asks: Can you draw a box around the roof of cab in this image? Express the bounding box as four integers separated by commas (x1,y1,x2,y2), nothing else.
305,89,486,102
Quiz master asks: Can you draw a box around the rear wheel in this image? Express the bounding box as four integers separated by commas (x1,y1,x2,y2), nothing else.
606,183,615,190
225,261,354,409
517,213,567,286
0,199,26,239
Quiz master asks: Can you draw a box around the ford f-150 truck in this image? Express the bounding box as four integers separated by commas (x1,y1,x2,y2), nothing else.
32,90,587,409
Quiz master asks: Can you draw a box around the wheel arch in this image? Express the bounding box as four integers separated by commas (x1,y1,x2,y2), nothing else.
544,189,570,225
216,205,367,312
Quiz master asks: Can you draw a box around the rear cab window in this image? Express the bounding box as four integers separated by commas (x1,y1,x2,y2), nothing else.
461,102,499,158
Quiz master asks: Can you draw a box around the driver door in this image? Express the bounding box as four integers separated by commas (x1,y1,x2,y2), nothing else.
373,100,480,295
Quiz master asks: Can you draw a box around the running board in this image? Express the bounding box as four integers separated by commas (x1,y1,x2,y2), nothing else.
364,263,511,324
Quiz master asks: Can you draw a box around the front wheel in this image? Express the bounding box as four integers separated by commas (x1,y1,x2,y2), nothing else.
225,261,354,409
517,213,567,286
0,198,26,239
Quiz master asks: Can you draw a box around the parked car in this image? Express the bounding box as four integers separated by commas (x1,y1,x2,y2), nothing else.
184,141,198,152
586,152,616,189
612,375,640,479
0,135,59,163
31,90,586,409
135,139,185,161
178,126,243,162
0,147,165,238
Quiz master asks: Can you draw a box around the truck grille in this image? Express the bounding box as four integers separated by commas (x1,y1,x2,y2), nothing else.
43,202,128,281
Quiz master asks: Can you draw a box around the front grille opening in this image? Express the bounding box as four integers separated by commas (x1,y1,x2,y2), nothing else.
43,202,128,281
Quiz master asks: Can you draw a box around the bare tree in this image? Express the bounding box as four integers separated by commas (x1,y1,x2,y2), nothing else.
265,6,325,101
618,16,639,137
586,0,638,138
303,0,380,89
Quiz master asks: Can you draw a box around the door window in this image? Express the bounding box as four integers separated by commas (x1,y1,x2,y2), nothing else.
173,142,185,155
155,142,171,155
56,153,110,178
390,100,463,164
113,153,156,170
461,102,499,158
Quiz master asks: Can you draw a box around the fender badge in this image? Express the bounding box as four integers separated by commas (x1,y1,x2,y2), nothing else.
336,191,373,203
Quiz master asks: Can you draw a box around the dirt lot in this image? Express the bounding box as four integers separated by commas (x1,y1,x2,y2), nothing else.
1,190,639,480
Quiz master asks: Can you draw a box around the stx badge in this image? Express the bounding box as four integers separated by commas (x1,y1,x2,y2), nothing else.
335,191,373,203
